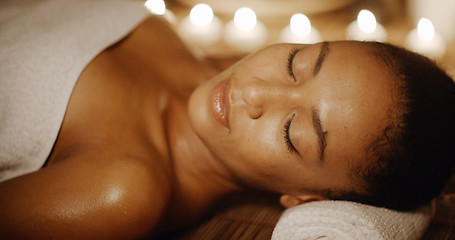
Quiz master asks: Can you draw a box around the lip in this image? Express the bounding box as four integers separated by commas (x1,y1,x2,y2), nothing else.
210,79,231,130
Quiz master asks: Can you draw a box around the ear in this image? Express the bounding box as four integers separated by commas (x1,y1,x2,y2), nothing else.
279,194,327,208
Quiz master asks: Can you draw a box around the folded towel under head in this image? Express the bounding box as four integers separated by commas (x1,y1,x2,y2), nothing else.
272,200,432,240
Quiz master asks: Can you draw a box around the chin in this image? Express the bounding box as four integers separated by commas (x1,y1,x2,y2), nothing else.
188,81,219,140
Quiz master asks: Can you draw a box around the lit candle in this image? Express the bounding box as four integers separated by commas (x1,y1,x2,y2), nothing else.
408,0,455,42
224,7,268,52
144,0,166,15
144,0,176,24
346,9,387,42
406,18,446,59
178,3,222,46
279,13,321,44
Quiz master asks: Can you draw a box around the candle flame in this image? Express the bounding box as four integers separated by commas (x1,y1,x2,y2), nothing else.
234,7,257,31
290,13,312,37
189,3,214,27
417,18,435,42
357,9,376,33
144,0,166,15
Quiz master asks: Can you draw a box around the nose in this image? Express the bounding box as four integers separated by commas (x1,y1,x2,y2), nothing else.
242,79,290,119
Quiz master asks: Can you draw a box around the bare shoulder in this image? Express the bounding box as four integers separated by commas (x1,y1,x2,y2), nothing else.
0,152,172,239
115,15,219,96
86,155,172,236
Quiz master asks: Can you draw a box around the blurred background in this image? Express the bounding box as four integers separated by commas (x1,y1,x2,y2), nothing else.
145,0,455,76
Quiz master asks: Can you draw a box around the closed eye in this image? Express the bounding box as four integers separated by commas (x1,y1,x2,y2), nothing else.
287,48,299,81
284,114,299,155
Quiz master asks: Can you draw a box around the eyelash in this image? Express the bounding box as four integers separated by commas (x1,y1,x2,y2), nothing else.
283,115,299,154
287,48,299,81
284,50,299,155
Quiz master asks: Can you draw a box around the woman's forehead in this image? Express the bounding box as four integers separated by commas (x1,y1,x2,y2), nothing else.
316,41,397,169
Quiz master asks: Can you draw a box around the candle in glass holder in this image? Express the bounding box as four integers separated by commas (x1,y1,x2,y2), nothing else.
279,13,321,44
406,18,446,59
144,0,166,15
144,0,176,24
178,3,222,46
224,7,268,52
408,0,455,42
346,9,387,42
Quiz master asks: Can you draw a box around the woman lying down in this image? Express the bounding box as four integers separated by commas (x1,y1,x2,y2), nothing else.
0,1,454,239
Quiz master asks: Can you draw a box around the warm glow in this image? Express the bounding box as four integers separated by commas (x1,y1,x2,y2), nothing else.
144,0,166,15
234,7,257,31
417,18,435,41
189,3,214,27
290,13,311,37
357,9,376,33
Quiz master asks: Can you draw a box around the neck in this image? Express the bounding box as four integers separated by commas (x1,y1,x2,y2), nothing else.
169,95,246,197
158,91,246,230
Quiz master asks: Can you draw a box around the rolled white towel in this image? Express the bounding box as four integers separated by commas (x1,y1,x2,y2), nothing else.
272,200,432,240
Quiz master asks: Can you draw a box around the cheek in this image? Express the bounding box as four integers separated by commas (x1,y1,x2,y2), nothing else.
234,46,289,78
188,84,209,133
234,121,293,170
241,131,278,160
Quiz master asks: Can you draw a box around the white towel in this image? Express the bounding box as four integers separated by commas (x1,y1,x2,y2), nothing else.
272,200,432,240
0,0,150,182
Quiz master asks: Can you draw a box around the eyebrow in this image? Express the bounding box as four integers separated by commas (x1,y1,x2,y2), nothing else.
313,41,329,76
312,107,327,162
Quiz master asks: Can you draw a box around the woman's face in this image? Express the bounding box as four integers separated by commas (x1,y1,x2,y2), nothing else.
189,41,395,196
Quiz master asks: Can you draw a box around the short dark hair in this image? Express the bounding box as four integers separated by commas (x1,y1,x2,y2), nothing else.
328,42,455,211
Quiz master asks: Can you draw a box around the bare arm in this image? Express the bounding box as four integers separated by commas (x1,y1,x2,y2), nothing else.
0,15,243,239
0,153,170,239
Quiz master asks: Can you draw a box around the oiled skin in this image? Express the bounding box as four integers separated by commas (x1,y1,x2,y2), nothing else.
0,17,243,239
